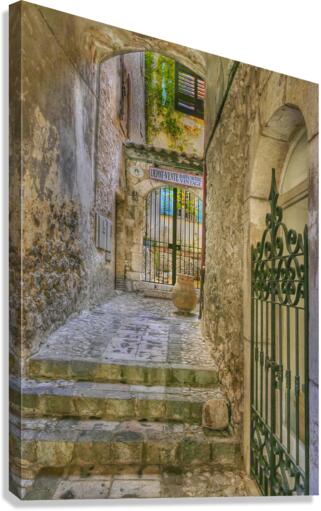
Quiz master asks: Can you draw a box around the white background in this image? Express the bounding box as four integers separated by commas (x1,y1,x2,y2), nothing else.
0,0,320,509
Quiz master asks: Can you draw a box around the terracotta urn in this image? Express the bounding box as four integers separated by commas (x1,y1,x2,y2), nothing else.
172,274,197,313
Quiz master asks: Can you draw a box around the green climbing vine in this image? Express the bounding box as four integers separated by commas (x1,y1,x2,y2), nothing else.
145,52,185,150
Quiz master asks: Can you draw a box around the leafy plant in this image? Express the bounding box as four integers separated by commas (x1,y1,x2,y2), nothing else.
145,52,186,149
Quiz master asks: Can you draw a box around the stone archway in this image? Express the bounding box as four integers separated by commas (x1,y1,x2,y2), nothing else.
247,105,306,200
94,45,206,294
115,142,204,293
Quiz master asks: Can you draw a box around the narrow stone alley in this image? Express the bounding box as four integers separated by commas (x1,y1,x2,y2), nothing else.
10,293,257,499
9,2,318,499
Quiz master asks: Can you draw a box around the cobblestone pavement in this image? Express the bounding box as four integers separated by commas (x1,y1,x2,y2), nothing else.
34,292,215,369
25,468,258,500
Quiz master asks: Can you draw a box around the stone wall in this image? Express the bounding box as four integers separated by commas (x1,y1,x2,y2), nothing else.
203,64,256,430
202,62,318,491
10,2,98,363
9,4,147,363
9,3,23,376
94,53,145,301
203,55,236,148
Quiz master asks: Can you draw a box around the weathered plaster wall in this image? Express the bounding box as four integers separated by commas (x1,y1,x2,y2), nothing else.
94,53,145,302
203,55,236,148
9,2,23,376
10,3,150,363
202,62,318,491
203,64,257,431
14,3,97,362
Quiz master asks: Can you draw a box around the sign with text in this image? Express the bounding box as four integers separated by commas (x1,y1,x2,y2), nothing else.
150,167,203,189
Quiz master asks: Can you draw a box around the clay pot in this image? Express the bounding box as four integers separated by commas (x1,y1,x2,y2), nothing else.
172,274,197,313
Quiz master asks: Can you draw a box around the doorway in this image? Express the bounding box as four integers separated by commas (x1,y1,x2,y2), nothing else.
143,186,202,287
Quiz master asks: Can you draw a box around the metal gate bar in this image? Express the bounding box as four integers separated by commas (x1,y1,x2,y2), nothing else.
250,169,309,496
144,186,202,287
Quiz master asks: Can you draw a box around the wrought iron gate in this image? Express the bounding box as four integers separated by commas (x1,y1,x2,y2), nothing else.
144,186,202,287
250,170,309,495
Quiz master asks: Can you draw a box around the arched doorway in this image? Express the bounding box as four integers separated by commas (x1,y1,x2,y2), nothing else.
248,109,310,495
279,128,309,232
144,186,203,287
95,50,206,293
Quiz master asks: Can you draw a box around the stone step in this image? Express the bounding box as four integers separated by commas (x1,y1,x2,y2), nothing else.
10,415,241,482
10,378,228,427
143,288,173,300
28,356,218,388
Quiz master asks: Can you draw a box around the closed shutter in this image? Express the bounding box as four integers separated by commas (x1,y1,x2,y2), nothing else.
175,62,205,119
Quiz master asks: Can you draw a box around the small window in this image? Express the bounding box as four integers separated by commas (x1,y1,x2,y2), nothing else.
175,62,205,119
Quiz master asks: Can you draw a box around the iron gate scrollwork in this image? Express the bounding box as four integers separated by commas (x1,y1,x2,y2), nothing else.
250,169,309,495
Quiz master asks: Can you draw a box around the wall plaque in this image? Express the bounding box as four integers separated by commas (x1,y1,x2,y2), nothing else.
150,167,203,189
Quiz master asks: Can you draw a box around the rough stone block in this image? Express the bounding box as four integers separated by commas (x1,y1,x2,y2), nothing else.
137,398,166,421
22,393,39,415
211,443,239,466
143,442,161,465
165,400,191,423
109,478,161,499
70,360,96,381
39,359,71,380
189,402,203,424
27,359,42,378
111,442,143,465
92,442,112,465
53,479,112,500
9,387,21,407
74,396,104,418
41,395,76,417
37,441,74,466
72,441,94,465
94,364,122,382
194,370,218,387
158,442,179,466
122,365,145,385
178,438,211,465
9,435,37,466
9,434,19,458
105,398,135,420
10,458,37,482
20,440,38,464
145,367,167,386
202,398,229,430
170,368,190,386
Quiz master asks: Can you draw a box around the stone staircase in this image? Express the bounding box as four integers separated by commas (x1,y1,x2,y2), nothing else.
10,358,241,499
9,294,245,499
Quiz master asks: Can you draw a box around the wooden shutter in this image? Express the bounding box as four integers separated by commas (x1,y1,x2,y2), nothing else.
175,62,205,119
